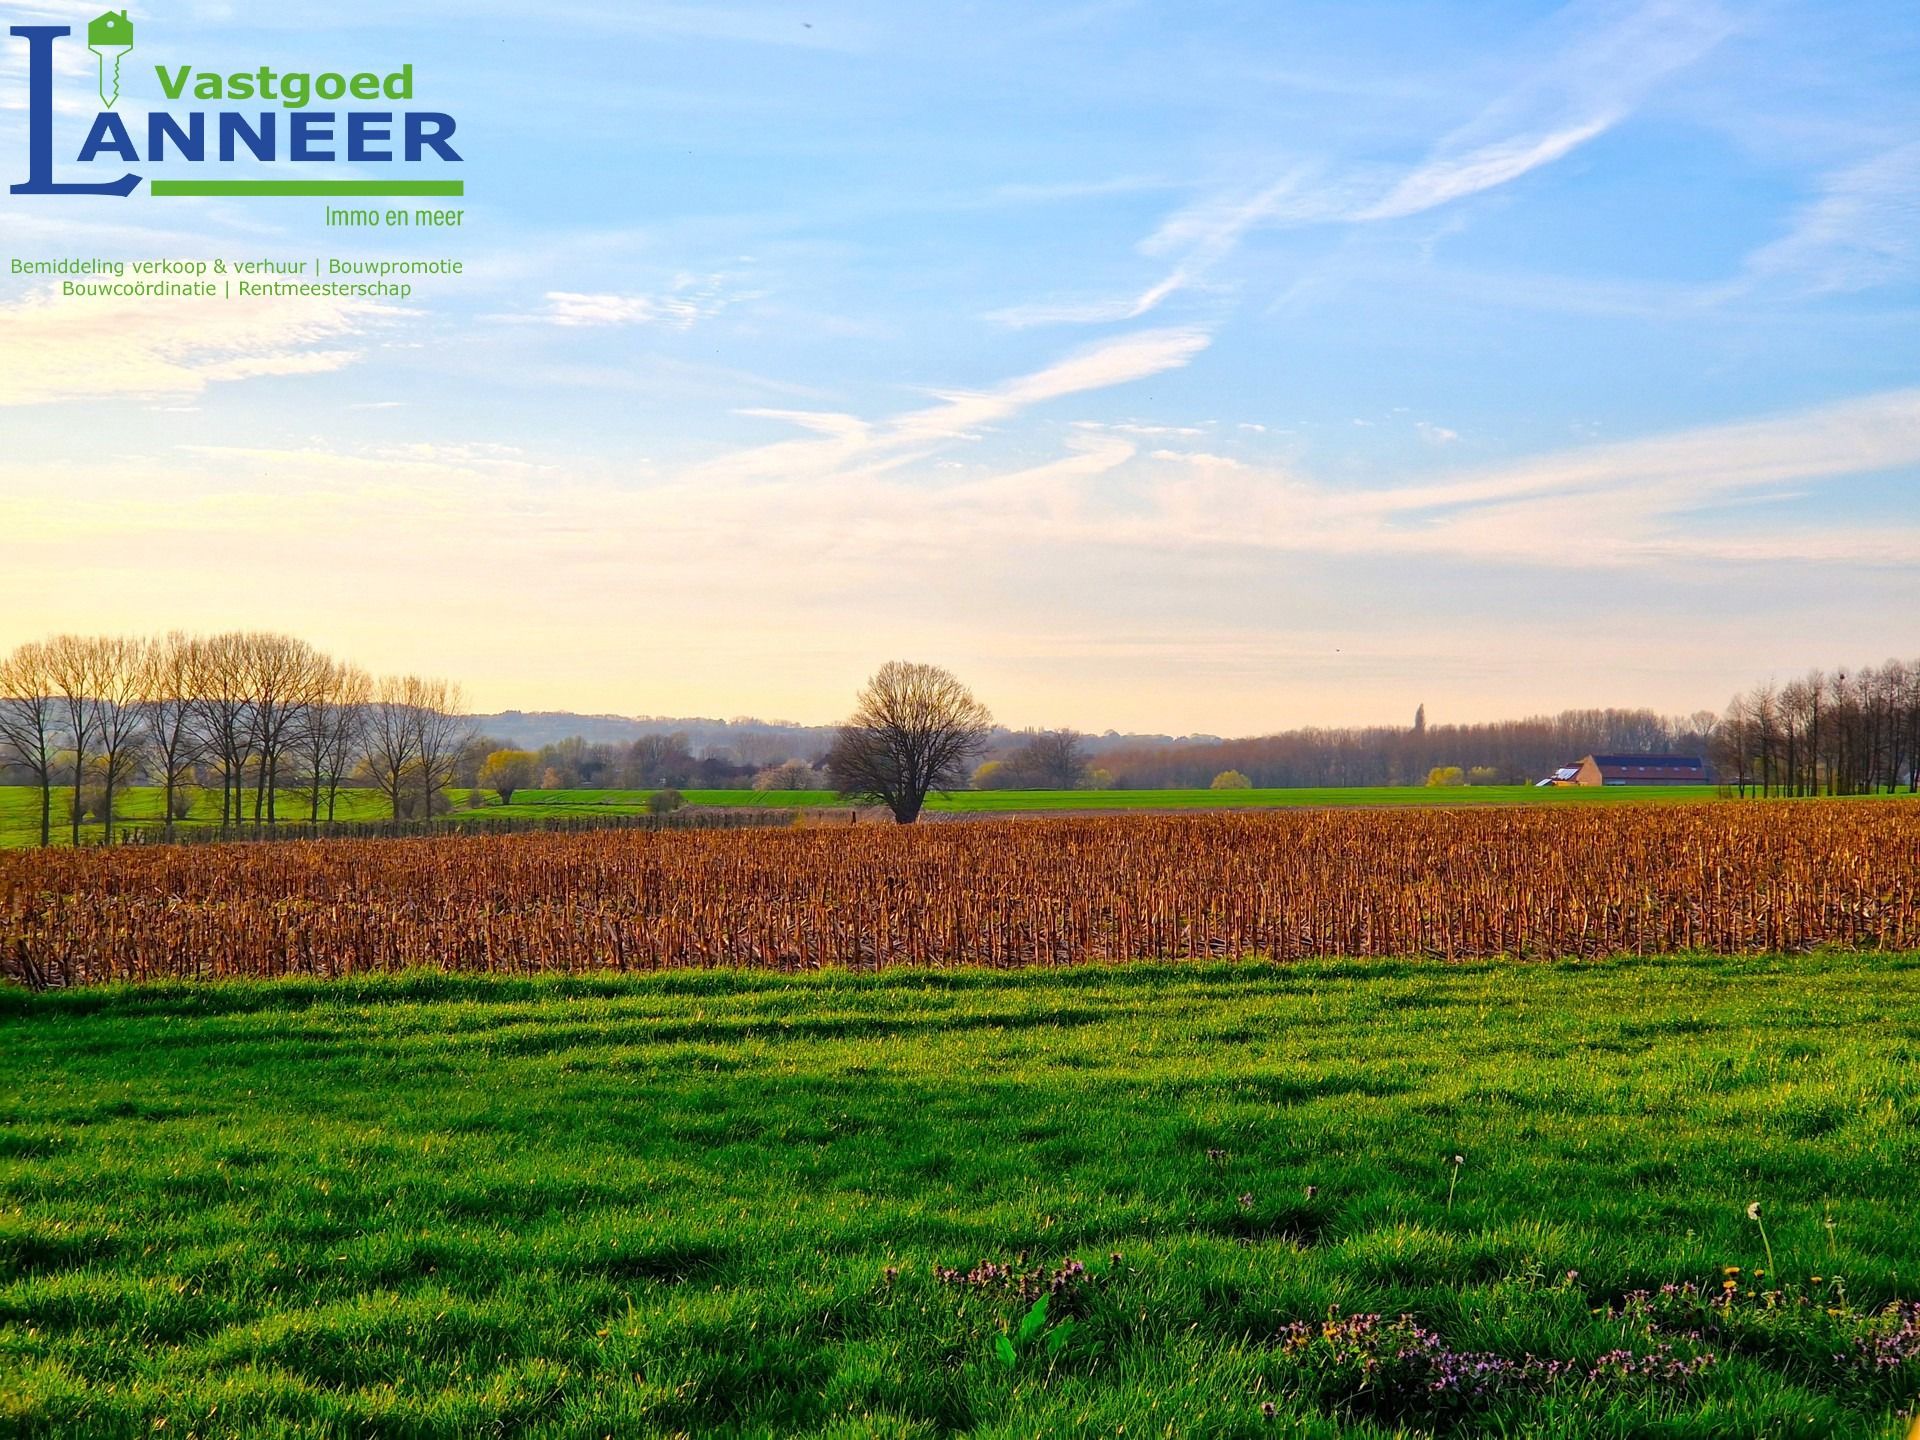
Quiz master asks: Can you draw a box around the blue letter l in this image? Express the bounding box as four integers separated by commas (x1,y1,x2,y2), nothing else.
10,27,140,196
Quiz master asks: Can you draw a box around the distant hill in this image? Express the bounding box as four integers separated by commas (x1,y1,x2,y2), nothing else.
469,712,1202,763
471,712,838,762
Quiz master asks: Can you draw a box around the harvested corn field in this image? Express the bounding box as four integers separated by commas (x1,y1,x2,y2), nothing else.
4,802,1916,988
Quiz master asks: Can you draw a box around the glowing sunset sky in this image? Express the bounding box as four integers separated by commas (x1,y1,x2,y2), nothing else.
4,0,1918,733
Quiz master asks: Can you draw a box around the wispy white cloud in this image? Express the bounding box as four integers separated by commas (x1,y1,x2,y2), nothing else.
1076,419,1209,438
891,328,1211,443
524,274,758,329
15,381,1908,572
996,174,1331,327
0,286,401,406
1149,449,1243,469
1735,140,1920,295
695,327,1210,483
6,385,1915,731
1360,386,1920,523
1003,0,1734,327
1355,116,1615,221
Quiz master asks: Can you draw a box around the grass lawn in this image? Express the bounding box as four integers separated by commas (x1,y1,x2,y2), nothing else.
473,784,1734,816
924,785,1729,812
3,955,1917,1437
0,785,389,848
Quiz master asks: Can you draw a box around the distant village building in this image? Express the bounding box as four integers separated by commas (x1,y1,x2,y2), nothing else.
1539,754,1708,787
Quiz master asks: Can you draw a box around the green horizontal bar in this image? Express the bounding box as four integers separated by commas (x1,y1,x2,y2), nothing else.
149,179,464,197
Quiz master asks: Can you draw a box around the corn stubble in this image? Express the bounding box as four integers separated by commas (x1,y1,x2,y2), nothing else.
3,803,1915,987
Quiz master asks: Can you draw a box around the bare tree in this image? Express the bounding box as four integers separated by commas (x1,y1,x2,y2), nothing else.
1720,656,1920,798
138,633,204,839
1714,694,1754,797
622,733,695,788
239,633,328,825
0,641,59,847
295,660,371,823
189,632,254,826
89,636,147,843
997,729,1092,789
826,661,992,823
1903,663,1920,793
43,634,100,846
364,676,425,820
751,758,819,793
411,678,475,820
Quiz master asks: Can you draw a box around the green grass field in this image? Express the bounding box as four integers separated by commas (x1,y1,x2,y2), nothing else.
924,784,1726,813
0,784,392,847
0,781,1752,847
473,784,1731,816
3,955,1917,1436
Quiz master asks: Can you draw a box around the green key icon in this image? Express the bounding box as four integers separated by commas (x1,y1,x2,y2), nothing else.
87,9,134,109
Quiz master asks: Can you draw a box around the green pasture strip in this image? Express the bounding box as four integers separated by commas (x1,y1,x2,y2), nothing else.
2,954,1917,1436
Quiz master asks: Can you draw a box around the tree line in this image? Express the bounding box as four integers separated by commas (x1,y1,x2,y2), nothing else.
1714,658,1920,797
468,732,790,796
7,637,1917,846
1088,707,1723,790
0,631,471,846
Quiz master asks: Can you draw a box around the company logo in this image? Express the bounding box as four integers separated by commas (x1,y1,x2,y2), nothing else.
8,12,463,199
87,9,131,109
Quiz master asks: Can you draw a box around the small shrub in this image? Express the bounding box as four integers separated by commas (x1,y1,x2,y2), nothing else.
971,760,1009,790
647,789,685,814
1210,771,1251,791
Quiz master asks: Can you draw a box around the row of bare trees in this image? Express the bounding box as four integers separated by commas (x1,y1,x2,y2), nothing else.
1715,659,1920,797
1094,708,1721,789
0,632,471,845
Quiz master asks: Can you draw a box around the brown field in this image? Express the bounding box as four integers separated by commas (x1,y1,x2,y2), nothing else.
3,802,1916,988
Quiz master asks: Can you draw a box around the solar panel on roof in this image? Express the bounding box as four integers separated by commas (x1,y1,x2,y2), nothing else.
1590,755,1702,767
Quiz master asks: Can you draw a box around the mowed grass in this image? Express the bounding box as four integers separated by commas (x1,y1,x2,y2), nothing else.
0,782,1751,847
3,956,1918,1437
0,785,390,848
923,785,1728,813
468,784,1732,817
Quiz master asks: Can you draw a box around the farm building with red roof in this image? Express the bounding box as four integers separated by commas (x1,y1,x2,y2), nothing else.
1541,754,1709,787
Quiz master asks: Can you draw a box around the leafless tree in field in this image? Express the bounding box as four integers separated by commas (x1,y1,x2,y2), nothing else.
365,676,425,820
88,635,147,843
237,633,329,826
1721,657,1920,797
826,661,992,823
411,678,475,820
997,729,1092,789
1711,697,1752,797
42,635,101,846
138,633,205,839
622,733,695,788
751,758,819,793
0,641,59,847
296,661,371,823
189,633,256,827
359,675,473,820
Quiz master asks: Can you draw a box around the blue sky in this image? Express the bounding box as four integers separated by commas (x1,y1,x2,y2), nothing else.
2,0,1917,733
